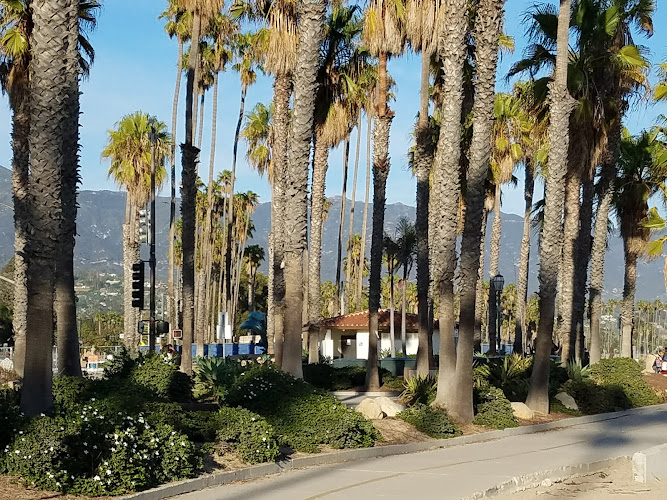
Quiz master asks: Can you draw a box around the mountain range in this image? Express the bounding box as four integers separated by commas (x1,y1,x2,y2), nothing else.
0,165,664,301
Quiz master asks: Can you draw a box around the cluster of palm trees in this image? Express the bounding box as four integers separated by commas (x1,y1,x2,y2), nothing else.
3,0,667,423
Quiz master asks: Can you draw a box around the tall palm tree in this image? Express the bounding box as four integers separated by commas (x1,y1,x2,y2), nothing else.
233,0,299,366
450,0,505,423
396,217,416,354
177,0,223,375
430,0,468,409
614,128,667,357
404,0,444,376
244,244,265,310
19,0,79,416
1,0,98,378
281,0,327,378
160,0,191,332
525,0,576,414
512,80,548,355
383,234,400,356
102,113,170,350
362,0,406,391
243,101,273,180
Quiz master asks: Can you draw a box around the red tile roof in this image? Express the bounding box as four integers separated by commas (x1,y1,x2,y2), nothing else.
320,309,439,332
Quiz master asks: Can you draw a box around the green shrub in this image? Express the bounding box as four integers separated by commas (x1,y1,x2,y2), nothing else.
381,373,404,390
589,358,661,408
227,364,380,452
562,379,620,414
143,403,217,442
0,388,22,454
476,354,532,402
397,404,461,438
302,363,367,391
131,353,193,403
103,348,136,379
1,406,200,496
195,357,245,401
217,406,280,464
400,375,436,406
53,376,95,412
473,386,518,429
566,360,591,383
550,398,582,416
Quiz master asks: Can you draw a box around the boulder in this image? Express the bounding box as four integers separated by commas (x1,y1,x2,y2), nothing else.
555,392,579,411
511,402,535,420
374,396,406,417
645,355,657,374
356,398,385,419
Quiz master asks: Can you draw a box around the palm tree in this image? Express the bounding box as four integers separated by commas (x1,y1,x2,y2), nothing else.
160,0,191,333
362,0,406,391
308,5,364,365
450,0,505,423
102,113,170,350
614,128,667,358
525,0,576,414
244,244,265,311
19,0,79,416
177,0,223,375
1,0,98,378
383,234,399,356
512,80,548,355
404,0,444,376
243,101,273,180
281,0,327,379
430,0,468,409
395,217,416,355
234,0,299,366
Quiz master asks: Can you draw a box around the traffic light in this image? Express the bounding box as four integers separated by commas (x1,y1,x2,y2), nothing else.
138,209,149,244
156,321,170,335
131,262,145,309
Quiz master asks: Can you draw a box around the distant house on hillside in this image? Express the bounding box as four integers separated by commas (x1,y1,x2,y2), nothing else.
317,309,450,360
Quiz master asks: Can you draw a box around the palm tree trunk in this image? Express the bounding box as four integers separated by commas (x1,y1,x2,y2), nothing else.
401,267,408,357
358,112,372,309
169,37,183,333
366,113,393,390
346,115,362,311
514,160,534,355
270,72,292,367
573,175,593,362
22,0,78,415
589,125,620,364
415,51,433,376
621,243,637,358
197,92,205,152
336,139,350,312
489,183,502,278
557,173,581,364
452,0,504,423
308,133,329,363
282,0,325,378
390,266,396,356
474,209,489,353
10,95,29,378
180,53,200,375
122,196,137,349
431,0,468,409
526,0,576,413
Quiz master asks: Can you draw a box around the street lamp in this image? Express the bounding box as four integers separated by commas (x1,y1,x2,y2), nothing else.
491,274,504,352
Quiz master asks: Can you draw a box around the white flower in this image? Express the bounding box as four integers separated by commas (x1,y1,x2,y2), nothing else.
50,446,54,451
106,469,112,475
93,475,101,481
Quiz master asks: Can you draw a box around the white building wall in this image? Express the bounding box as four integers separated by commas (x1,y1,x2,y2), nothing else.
356,331,369,359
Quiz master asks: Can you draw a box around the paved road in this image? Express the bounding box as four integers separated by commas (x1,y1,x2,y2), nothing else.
172,405,667,500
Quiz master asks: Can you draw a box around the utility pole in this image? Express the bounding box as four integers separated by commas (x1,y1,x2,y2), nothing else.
149,124,157,353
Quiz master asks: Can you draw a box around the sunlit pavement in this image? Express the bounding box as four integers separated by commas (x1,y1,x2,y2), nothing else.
171,405,667,500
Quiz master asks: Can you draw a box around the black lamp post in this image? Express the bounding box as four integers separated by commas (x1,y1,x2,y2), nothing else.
492,274,504,352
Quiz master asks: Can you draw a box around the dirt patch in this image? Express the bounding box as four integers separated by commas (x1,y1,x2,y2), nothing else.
0,476,111,500
372,417,432,444
644,373,667,400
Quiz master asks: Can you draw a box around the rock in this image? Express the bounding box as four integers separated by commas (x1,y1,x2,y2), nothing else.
511,402,535,420
555,392,579,411
541,479,552,488
356,398,385,419
645,355,656,373
374,396,406,417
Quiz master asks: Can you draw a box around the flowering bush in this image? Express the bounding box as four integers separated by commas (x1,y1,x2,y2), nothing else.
131,353,193,403
226,364,380,452
217,406,280,464
1,404,200,496
0,388,22,455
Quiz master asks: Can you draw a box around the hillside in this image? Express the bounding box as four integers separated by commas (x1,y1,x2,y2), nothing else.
0,165,664,300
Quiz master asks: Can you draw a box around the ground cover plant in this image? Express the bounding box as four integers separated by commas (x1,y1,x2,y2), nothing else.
397,404,461,438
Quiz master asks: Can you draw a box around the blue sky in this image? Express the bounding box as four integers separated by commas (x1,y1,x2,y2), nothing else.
0,0,666,216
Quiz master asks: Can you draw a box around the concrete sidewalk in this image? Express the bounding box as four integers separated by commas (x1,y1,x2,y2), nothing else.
170,404,667,500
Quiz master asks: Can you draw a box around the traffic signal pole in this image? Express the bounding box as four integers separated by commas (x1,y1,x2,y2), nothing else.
149,124,157,353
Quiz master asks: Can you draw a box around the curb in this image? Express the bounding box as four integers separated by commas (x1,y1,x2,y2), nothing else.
118,403,667,500
462,456,631,499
